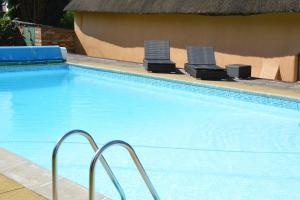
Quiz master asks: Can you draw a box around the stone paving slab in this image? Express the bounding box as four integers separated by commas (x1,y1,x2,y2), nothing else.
0,175,23,194
0,174,46,200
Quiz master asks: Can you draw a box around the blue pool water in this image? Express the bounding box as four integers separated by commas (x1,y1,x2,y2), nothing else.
0,64,300,200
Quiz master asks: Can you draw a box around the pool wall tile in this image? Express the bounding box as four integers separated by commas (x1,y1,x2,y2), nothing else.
0,64,68,73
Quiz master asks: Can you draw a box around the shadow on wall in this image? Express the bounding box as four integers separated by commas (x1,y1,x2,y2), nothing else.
76,13,300,58
74,34,87,55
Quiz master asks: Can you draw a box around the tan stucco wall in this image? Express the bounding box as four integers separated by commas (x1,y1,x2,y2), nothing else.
74,12,300,82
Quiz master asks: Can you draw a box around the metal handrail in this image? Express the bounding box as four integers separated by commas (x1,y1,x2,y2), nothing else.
52,130,126,200
89,140,160,200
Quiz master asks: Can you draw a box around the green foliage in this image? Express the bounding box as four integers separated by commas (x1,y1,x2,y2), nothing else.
0,16,10,32
6,0,73,28
6,0,17,19
58,11,74,29
0,17,12,40
0,16,22,46
44,0,72,26
0,0,5,17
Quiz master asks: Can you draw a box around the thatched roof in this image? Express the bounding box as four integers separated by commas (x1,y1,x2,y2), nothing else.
65,0,300,15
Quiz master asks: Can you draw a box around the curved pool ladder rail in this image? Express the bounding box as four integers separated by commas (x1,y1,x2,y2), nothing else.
52,130,126,200
89,140,160,200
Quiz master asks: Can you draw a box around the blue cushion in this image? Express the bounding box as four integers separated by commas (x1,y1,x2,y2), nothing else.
0,46,65,62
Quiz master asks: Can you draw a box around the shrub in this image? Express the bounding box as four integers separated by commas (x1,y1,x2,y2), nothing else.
7,0,72,27
0,16,24,45
58,11,74,29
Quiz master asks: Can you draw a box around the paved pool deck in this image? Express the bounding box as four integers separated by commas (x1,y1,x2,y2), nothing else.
67,53,300,100
0,174,46,200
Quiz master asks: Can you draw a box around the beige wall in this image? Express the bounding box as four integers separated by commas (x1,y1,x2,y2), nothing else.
74,12,300,82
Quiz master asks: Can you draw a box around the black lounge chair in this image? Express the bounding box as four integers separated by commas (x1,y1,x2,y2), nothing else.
184,47,227,80
144,40,176,73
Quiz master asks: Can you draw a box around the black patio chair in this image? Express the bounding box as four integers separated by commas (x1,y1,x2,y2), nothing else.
144,40,176,73
184,47,227,80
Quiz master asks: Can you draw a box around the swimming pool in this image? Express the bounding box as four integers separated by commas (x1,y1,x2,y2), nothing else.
0,64,300,200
